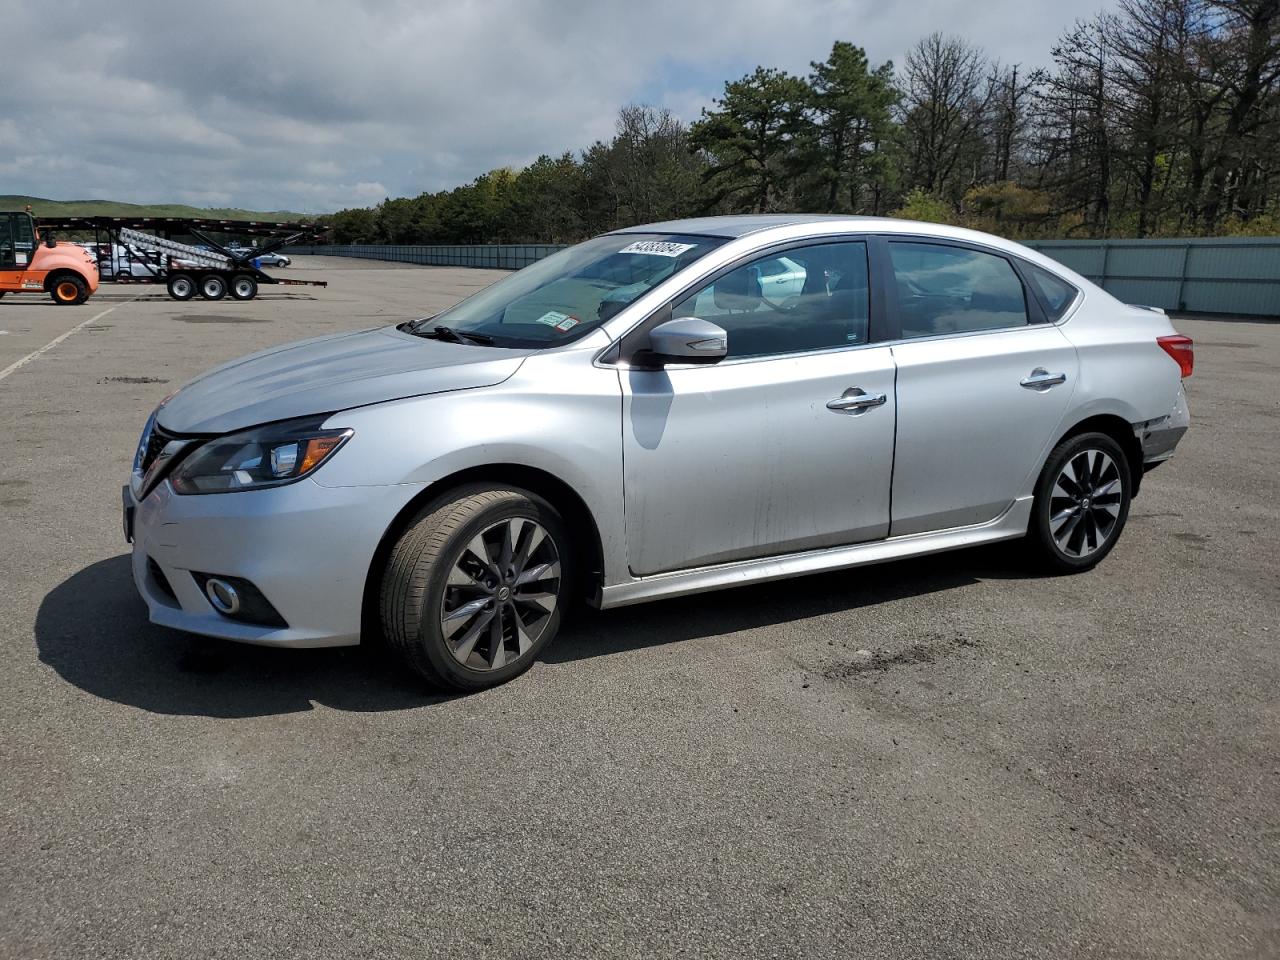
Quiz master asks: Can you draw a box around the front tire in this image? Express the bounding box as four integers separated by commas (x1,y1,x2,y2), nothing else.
1027,431,1131,573
380,486,570,691
50,275,88,305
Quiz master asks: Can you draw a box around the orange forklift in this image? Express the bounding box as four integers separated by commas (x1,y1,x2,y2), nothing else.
0,209,100,305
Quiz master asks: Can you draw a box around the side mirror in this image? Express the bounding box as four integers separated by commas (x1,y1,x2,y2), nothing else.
640,317,728,367
45,232,57,248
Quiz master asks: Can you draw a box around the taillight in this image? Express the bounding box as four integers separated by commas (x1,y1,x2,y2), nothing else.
1157,335,1194,378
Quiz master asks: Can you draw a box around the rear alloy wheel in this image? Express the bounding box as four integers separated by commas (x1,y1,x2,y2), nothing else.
1028,431,1131,573
230,274,258,300
199,274,227,300
167,275,196,300
380,486,570,690
50,275,88,305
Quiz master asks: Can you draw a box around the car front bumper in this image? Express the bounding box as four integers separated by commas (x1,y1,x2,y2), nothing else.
126,476,421,648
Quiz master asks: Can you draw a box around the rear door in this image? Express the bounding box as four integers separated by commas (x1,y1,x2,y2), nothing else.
881,238,1079,535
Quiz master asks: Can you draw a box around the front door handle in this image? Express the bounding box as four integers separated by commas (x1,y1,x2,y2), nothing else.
827,387,887,413
1020,368,1067,390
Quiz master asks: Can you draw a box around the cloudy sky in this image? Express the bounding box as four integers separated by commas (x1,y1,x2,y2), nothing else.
2,0,1114,213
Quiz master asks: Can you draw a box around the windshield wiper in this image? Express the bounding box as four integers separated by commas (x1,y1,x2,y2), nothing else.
409,323,495,346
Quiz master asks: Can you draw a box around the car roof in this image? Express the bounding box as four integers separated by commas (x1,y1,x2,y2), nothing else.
615,214,888,239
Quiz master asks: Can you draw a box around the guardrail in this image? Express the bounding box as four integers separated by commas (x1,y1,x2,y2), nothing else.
285,243,566,270
288,236,1280,317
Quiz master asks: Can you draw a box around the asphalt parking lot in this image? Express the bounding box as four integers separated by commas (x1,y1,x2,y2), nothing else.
1,256,1277,959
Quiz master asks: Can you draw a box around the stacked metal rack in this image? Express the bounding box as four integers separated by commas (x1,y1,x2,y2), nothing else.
39,215,328,300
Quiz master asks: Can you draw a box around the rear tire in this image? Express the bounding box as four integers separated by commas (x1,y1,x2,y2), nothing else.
50,275,88,305
380,486,571,691
167,275,196,300
198,274,227,300
230,274,258,300
1027,431,1131,573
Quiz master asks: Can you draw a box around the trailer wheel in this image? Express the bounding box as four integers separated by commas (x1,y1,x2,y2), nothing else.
230,274,258,300
51,275,89,306
199,274,227,300
167,275,196,300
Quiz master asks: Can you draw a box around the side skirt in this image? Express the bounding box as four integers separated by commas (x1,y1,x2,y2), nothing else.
598,497,1033,609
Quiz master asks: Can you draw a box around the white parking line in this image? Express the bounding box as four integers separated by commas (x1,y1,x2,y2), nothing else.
0,298,135,383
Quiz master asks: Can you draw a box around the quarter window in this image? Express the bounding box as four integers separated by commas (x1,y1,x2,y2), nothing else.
672,241,870,359
889,242,1030,338
1025,263,1078,321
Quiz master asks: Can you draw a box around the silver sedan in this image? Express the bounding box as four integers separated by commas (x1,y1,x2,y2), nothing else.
124,215,1193,690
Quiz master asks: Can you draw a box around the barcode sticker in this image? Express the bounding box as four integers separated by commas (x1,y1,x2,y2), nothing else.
618,240,696,257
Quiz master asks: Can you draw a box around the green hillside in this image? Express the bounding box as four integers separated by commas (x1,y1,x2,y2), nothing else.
1,195,313,222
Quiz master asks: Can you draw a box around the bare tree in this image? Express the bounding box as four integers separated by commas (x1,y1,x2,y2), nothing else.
899,33,996,202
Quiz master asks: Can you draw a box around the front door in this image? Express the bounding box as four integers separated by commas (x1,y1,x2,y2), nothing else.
0,214,38,293
619,239,897,577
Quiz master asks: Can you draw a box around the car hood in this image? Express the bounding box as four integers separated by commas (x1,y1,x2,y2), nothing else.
158,325,533,434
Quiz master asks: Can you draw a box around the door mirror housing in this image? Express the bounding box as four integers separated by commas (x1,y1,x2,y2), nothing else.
638,317,728,367
44,231,57,248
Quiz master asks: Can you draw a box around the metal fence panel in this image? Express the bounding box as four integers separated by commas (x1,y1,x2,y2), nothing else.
1024,237,1280,317
287,237,1280,317
283,243,571,270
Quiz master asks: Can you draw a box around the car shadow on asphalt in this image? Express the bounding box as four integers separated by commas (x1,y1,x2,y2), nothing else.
35,554,447,719
36,546,1036,718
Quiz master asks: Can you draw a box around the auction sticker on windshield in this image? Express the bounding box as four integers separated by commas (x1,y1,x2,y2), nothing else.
618,240,696,257
534,310,581,332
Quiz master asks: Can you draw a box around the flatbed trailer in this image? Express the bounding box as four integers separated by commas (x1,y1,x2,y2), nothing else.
37,215,328,301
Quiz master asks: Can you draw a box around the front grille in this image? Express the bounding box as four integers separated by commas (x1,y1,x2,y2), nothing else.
140,423,175,475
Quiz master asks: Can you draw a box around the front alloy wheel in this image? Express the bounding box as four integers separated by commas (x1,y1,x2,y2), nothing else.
439,517,561,671
381,486,571,690
1029,431,1131,572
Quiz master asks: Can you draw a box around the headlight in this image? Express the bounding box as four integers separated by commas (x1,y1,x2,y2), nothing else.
170,416,352,494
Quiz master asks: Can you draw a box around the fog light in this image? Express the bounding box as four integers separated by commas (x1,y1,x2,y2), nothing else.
192,572,289,628
204,577,241,615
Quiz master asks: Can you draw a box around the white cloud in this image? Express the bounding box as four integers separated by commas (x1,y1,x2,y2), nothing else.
3,0,1115,212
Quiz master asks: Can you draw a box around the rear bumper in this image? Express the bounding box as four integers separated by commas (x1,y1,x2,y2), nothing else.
1135,384,1190,466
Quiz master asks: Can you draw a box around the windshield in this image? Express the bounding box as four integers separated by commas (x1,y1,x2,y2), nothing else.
410,233,726,347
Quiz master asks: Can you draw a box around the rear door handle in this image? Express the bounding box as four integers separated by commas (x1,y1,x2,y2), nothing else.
1020,368,1067,390
827,387,887,413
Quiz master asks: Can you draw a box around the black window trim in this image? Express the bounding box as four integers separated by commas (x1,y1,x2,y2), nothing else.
611,234,883,367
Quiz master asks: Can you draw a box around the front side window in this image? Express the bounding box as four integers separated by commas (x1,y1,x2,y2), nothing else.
413,233,725,347
672,241,870,359
12,215,35,258
889,242,1029,338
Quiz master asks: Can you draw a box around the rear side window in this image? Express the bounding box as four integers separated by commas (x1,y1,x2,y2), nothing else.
888,242,1029,338
1025,263,1078,320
